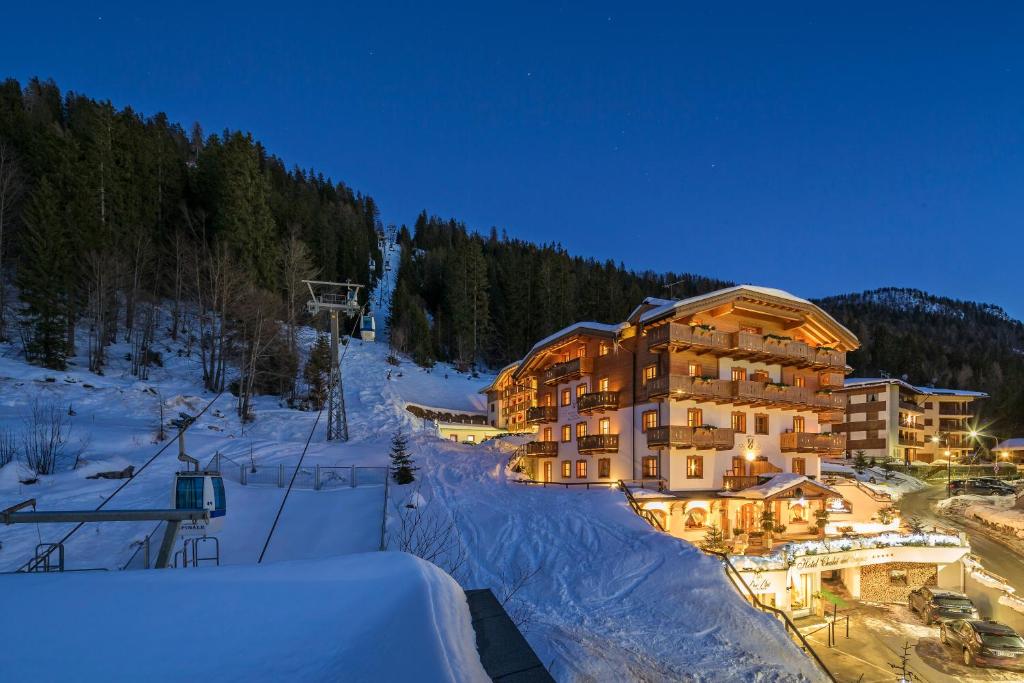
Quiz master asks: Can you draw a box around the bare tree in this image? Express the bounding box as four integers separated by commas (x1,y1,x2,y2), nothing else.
391,490,468,584
279,230,317,398
84,249,118,373
122,228,151,343
0,141,24,339
20,399,73,475
495,562,541,629
232,286,282,421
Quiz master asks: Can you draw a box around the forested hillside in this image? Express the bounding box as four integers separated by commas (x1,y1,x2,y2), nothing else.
0,77,382,417
816,288,1024,435
388,213,731,367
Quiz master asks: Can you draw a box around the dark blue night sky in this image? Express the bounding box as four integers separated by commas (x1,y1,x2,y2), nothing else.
4,2,1022,316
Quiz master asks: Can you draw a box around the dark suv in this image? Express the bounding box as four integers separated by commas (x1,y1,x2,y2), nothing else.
940,619,1024,669
948,479,1015,496
908,588,979,624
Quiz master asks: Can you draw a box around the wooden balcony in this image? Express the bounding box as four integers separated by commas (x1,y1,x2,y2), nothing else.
898,436,925,448
541,356,594,386
818,410,845,424
577,390,619,414
899,400,924,413
577,433,619,454
731,331,846,369
898,419,925,431
525,405,558,425
731,381,845,412
642,375,733,402
646,323,731,353
645,425,736,450
722,475,762,492
780,431,846,453
525,441,559,457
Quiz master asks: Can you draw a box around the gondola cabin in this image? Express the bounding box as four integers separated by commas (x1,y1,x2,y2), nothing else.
173,471,226,537
360,314,376,342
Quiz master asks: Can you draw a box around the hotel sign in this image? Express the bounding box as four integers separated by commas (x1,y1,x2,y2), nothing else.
788,544,968,573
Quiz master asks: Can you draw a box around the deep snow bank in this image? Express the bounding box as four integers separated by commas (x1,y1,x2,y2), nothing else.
0,551,487,683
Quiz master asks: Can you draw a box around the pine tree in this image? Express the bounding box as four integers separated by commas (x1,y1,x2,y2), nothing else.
390,429,416,484
700,524,726,553
303,333,332,409
18,177,70,369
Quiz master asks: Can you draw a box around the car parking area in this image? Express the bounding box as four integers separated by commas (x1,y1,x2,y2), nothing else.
801,601,1024,682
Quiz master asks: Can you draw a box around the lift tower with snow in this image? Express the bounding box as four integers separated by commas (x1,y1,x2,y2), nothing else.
304,280,364,441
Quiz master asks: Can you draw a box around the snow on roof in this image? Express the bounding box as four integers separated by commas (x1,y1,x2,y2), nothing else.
720,473,838,500
997,438,1024,451
843,377,988,398
0,552,488,682
626,296,677,321
639,285,814,324
525,321,627,356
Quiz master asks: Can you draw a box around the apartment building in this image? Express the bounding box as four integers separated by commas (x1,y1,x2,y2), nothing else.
824,378,987,464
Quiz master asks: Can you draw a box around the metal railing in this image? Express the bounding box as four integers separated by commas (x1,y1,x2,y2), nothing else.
618,481,666,531
511,479,617,490
235,463,388,490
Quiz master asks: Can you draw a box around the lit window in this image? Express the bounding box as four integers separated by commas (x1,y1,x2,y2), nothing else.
561,460,571,478
561,425,571,442
576,460,587,478
599,342,609,356
731,367,747,382
755,414,769,435
599,418,610,435
544,394,553,407
686,455,704,478
466,434,475,443
792,416,805,433
450,435,458,442
576,383,588,398
576,347,586,358
794,376,805,388
576,422,587,439
598,458,611,478
561,389,571,406
731,412,746,432
642,410,658,432
687,408,703,428
791,457,806,475
642,456,659,478
543,427,552,441
598,377,609,392
643,364,658,383
688,362,701,377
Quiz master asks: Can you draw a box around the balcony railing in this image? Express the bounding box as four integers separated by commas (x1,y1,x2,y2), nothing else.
642,375,733,402
524,441,559,457
780,432,846,452
897,436,925,448
731,331,847,368
898,419,924,430
577,433,619,454
525,405,558,425
939,405,973,416
645,425,736,450
722,475,762,492
541,356,594,386
899,400,924,413
732,381,846,411
577,391,619,413
646,323,732,353
817,410,845,424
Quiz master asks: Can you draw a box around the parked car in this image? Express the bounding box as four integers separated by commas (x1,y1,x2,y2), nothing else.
948,479,1015,496
940,619,1024,669
909,588,979,624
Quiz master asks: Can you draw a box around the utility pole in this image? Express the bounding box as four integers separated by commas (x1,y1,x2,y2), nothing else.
304,280,364,441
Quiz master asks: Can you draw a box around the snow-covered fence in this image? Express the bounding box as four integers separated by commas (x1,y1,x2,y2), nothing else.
235,464,388,491
962,555,1024,634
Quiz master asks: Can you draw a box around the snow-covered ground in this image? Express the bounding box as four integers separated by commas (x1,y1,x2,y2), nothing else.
822,461,927,501
2,551,488,683
0,242,820,681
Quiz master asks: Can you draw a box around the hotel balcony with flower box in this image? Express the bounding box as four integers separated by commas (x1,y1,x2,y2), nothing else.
642,375,733,402
576,390,619,414
525,405,558,425
646,325,847,369
646,322,732,353
780,431,846,453
577,433,619,454
525,441,559,457
541,356,594,386
645,425,736,450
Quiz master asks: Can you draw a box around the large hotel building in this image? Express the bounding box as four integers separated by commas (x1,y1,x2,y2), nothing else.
482,285,974,617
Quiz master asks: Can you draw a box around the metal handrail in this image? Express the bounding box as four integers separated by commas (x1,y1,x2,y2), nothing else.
618,480,666,531
704,549,836,682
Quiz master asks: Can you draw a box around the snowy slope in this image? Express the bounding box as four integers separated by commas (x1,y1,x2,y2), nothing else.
0,240,820,681
1,551,488,683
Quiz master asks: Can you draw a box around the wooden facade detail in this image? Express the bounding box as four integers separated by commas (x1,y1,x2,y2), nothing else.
645,425,736,450
525,405,558,425
779,431,846,453
541,356,594,386
576,391,619,413
525,441,559,457
577,434,619,454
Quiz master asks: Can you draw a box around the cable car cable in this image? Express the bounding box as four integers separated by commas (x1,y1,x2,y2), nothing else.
257,301,367,564
19,389,225,572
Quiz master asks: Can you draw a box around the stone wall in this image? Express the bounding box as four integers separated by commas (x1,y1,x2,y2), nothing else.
860,562,937,603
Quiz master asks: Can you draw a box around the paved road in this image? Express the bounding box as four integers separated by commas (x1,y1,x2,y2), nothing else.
900,485,1024,588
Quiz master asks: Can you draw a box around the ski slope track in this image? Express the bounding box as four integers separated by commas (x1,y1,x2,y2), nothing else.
0,243,819,681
